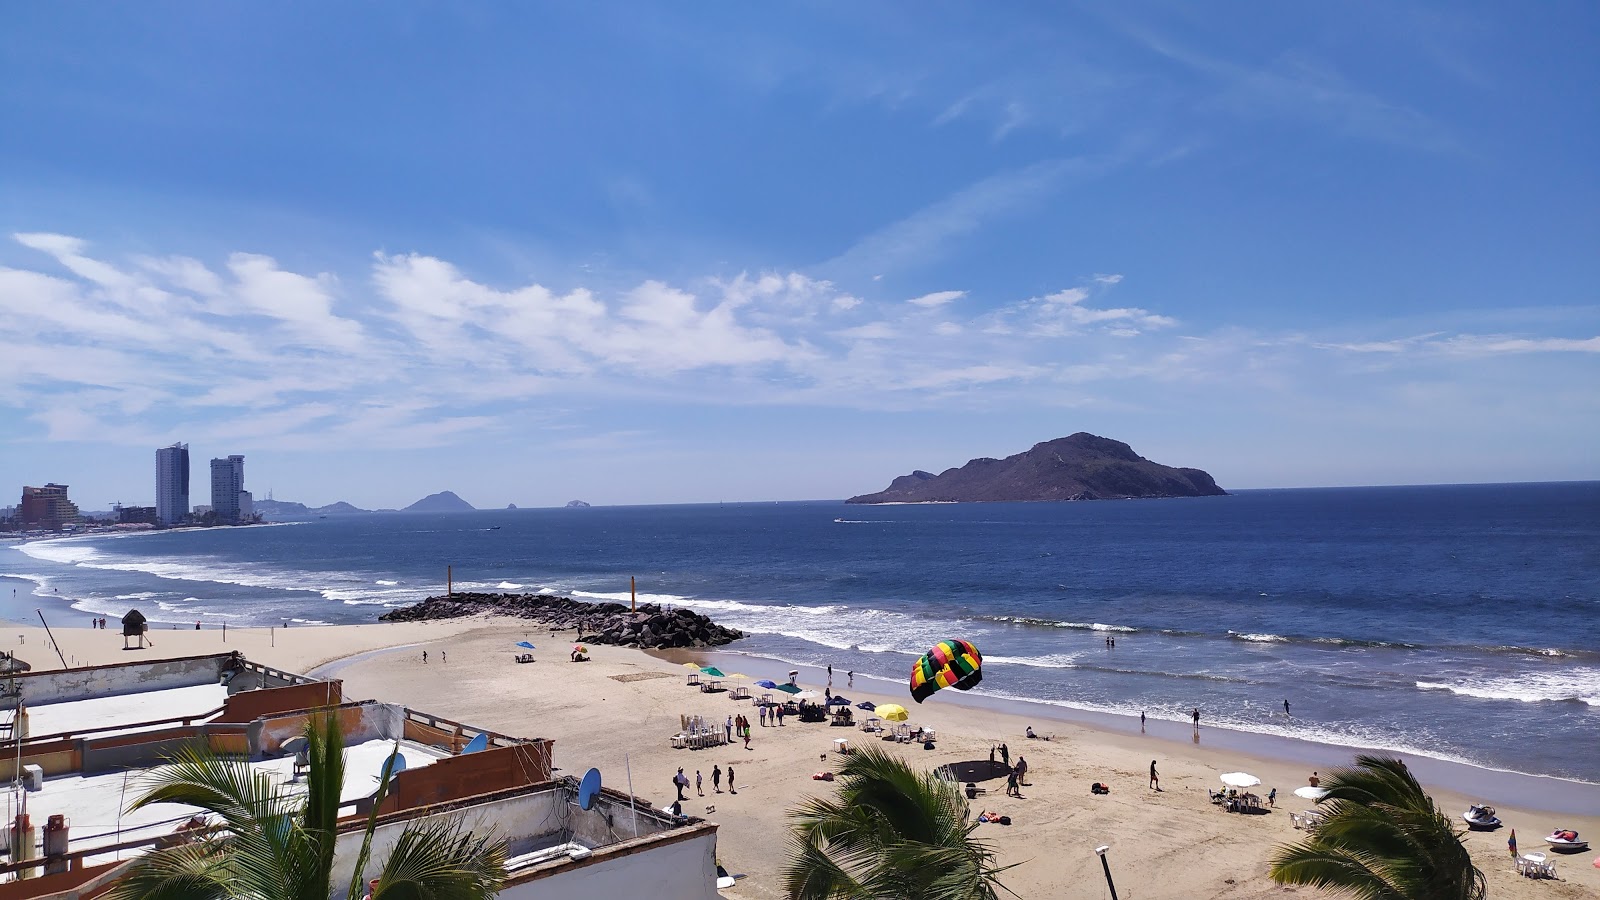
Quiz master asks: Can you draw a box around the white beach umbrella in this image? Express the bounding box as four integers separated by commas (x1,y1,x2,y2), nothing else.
793,690,822,701
1220,772,1261,788
1293,786,1328,801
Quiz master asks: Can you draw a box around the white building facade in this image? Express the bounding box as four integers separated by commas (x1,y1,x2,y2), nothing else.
209,454,246,523
155,442,190,525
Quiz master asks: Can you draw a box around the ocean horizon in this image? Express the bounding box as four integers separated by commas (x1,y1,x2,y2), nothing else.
4,481,1596,787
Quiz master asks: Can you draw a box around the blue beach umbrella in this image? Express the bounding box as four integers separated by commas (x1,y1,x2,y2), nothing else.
515,641,536,650
855,701,876,711
827,695,851,706
756,680,778,689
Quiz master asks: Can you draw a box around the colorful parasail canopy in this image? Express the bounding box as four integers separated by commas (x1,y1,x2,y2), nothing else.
909,639,983,703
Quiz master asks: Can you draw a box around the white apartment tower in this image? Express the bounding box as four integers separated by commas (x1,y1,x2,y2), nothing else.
209,454,249,524
155,442,190,526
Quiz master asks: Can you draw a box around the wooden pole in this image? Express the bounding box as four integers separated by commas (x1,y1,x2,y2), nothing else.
631,576,636,613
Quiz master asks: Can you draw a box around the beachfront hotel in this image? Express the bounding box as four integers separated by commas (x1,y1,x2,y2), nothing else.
16,487,79,531
207,455,252,525
0,650,720,899
154,443,190,527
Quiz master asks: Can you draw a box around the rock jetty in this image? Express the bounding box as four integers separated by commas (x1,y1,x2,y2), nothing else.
378,592,743,649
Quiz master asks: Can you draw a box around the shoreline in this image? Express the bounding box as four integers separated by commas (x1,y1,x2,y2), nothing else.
664,647,1600,817
2,619,1593,898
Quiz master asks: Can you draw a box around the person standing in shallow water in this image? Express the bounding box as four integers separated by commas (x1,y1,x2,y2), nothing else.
1192,708,1200,728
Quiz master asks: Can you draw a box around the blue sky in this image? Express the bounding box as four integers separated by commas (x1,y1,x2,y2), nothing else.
2,2,1596,509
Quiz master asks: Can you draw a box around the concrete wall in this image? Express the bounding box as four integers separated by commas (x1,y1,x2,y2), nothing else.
251,702,404,756
377,743,552,815
327,787,713,900
3,655,230,709
214,681,342,723
499,830,719,900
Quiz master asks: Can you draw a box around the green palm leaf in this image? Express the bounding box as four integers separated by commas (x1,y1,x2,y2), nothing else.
104,713,508,900
782,746,1014,900
1270,755,1485,900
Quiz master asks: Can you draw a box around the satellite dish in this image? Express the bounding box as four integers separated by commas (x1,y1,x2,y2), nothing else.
461,732,489,755
577,767,601,810
379,750,407,784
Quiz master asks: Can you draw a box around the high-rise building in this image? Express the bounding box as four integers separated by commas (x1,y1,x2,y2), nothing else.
19,484,81,528
209,454,247,524
155,442,190,525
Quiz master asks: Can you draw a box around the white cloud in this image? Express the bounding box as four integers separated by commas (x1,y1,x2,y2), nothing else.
6,232,1591,456
907,290,966,308
1093,273,1124,284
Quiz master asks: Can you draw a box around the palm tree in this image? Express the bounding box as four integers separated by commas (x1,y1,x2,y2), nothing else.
782,745,1015,900
1270,754,1486,900
104,713,507,900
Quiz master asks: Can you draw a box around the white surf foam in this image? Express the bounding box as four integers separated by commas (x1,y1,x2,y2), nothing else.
1415,668,1600,706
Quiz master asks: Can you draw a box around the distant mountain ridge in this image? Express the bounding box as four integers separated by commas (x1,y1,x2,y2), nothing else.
847,433,1226,504
252,491,477,520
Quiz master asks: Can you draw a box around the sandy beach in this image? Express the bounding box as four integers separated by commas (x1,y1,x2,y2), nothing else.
5,618,1596,899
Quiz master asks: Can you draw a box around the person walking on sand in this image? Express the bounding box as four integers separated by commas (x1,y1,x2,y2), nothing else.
725,715,733,743
441,650,446,664
1149,760,1160,791
1006,768,1022,798
422,650,428,664
674,768,688,801
758,705,766,727
727,765,736,794
743,726,751,750
696,769,703,796
712,765,722,793
1015,755,1029,786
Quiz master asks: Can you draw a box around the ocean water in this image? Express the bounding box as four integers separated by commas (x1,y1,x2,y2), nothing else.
3,483,1597,782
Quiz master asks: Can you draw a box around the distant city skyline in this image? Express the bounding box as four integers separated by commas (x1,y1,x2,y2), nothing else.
2,4,1595,507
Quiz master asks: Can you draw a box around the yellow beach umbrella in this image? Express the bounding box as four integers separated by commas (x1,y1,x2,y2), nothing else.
682,662,702,670
876,703,909,722
727,673,748,681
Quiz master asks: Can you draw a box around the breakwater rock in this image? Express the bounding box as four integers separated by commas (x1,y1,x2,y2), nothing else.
378,592,744,649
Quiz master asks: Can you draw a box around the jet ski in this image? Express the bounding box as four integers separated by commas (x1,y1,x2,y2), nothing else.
1545,829,1588,852
1461,805,1501,830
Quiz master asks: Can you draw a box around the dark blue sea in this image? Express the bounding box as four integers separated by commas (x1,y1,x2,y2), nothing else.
4,483,1597,782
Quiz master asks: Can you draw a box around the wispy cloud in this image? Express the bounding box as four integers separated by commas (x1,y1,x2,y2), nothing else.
3,232,1594,453
822,160,1087,277
907,290,966,308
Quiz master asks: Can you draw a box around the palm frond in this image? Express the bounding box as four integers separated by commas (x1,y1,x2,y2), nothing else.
99,841,233,900
371,817,508,900
782,746,1011,900
1269,755,1485,900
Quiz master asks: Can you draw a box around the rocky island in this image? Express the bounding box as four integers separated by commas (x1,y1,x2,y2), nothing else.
379,591,743,649
847,433,1226,504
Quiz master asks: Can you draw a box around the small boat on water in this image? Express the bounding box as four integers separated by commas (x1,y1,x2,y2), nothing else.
1462,805,1501,830
1544,829,1588,852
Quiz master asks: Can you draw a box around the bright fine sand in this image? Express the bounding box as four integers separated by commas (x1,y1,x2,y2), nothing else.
6,619,1598,899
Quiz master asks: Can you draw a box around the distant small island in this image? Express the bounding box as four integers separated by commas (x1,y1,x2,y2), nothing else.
847,433,1226,504
404,491,475,513
565,500,592,508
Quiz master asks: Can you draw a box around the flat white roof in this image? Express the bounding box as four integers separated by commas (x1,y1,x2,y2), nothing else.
20,683,230,740
7,739,447,865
